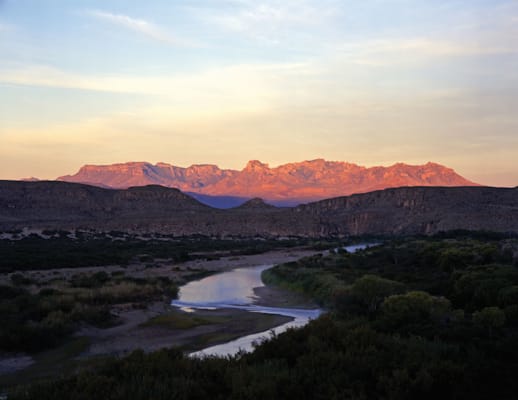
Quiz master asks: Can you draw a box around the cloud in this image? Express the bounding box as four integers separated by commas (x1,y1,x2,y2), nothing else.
213,1,323,28
3,86,517,186
340,36,518,67
378,38,517,57
86,10,194,47
0,62,313,114
197,0,340,42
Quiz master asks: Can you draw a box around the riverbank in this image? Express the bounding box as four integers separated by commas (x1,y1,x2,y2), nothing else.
78,303,293,357
0,247,317,387
9,236,518,400
77,247,319,357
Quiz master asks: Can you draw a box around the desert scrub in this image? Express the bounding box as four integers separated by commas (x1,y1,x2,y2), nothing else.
0,273,179,354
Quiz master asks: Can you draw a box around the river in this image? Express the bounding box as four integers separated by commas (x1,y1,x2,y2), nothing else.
172,243,375,357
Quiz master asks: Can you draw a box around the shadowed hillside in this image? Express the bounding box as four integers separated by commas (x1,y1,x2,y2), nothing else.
1,181,517,236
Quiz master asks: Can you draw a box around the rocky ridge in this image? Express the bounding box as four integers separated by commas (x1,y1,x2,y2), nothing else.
58,160,478,205
1,181,516,237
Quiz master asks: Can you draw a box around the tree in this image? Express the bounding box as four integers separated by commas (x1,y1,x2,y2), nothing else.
472,306,506,337
349,275,405,313
498,286,518,307
382,291,451,328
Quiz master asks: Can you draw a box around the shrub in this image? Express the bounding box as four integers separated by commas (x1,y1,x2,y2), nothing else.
473,306,506,336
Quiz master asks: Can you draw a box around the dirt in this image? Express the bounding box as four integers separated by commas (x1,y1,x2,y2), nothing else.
81,307,292,357
0,248,317,384
0,248,315,289
77,248,317,357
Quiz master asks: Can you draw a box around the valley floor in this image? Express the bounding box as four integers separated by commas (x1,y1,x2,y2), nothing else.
0,248,317,387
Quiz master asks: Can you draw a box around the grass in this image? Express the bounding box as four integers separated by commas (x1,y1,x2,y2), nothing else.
140,312,228,330
179,311,293,352
189,332,242,348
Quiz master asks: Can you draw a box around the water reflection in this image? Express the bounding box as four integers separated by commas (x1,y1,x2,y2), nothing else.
171,263,321,357
176,265,271,305
328,242,381,255
172,244,373,357
190,310,319,358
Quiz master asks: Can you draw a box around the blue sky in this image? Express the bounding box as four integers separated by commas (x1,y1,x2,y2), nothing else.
0,0,517,185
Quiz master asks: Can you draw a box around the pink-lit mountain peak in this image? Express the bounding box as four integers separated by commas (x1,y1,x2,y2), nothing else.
58,160,478,203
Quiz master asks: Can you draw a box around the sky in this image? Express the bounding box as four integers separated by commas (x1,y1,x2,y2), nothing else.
0,0,517,186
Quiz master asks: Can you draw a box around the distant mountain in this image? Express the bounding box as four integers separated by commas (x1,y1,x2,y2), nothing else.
235,198,278,210
185,192,251,209
57,160,478,207
1,181,516,236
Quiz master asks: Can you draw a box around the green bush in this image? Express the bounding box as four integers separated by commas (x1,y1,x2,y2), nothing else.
473,306,506,336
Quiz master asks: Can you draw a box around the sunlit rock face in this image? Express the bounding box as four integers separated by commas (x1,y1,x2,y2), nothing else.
58,160,478,205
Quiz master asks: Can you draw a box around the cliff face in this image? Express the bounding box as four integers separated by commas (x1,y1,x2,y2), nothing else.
58,160,478,204
58,162,237,191
296,186,518,236
1,181,516,237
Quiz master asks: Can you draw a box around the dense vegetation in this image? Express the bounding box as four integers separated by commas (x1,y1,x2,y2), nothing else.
0,271,179,354
0,232,320,357
0,231,310,273
264,236,518,309
7,234,518,399
0,232,329,357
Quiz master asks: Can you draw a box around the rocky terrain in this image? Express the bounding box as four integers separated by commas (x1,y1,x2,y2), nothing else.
58,160,478,206
1,181,516,236
299,186,518,235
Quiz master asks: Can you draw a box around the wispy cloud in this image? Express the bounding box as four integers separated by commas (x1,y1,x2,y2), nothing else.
86,10,194,47
0,62,312,114
339,36,518,67
198,0,340,42
380,38,517,56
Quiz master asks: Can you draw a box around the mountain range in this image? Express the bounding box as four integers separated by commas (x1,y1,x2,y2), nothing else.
57,160,478,207
1,181,516,236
